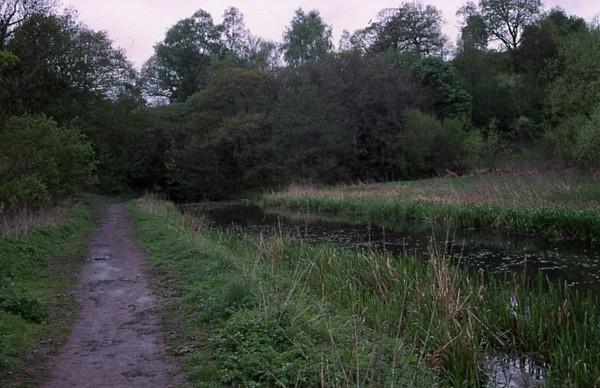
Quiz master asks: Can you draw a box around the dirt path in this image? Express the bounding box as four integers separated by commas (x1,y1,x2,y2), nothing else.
44,204,184,388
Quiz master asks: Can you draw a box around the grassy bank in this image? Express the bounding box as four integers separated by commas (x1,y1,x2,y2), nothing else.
131,197,600,386
131,197,437,386
264,171,600,241
0,202,96,385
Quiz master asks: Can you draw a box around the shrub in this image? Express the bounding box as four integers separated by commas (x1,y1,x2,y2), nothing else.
0,115,96,210
545,114,586,161
388,109,474,177
574,105,600,167
546,105,600,168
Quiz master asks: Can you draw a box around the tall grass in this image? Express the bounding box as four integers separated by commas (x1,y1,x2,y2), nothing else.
137,194,206,232
265,171,600,241
131,196,437,387
279,170,597,209
0,206,71,239
240,233,600,386
264,195,600,242
133,197,600,386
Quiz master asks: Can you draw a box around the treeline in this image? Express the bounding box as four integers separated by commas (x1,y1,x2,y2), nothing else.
1,0,599,205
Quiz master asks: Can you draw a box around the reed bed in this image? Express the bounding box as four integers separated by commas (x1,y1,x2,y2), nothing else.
244,236,600,386
132,197,600,386
265,171,600,242
278,170,599,209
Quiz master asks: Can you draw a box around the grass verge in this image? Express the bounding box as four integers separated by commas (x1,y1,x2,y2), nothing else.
130,197,437,387
132,197,600,386
0,202,96,386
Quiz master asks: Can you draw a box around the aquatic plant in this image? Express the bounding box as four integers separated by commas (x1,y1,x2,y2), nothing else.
133,197,600,386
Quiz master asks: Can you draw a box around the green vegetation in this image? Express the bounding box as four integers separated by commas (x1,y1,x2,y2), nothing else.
265,171,600,241
0,203,95,385
0,115,96,210
4,1,600,203
2,0,600,385
133,197,600,386
131,197,436,386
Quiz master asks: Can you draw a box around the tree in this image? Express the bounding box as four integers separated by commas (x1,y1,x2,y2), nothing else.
361,3,446,55
272,51,436,182
170,68,276,199
216,8,280,71
457,2,489,52
516,9,587,75
412,56,472,119
221,7,249,57
73,97,160,193
0,0,56,48
479,0,542,51
549,28,600,122
0,48,15,68
0,49,16,117
511,9,588,126
272,66,349,182
282,8,332,67
142,9,222,102
246,37,280,70
338,30,353,52
4,12,138,119
0,115,96,209
68,29,137,100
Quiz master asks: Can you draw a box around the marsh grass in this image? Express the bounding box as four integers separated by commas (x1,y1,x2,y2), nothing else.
132,196,600,386
279,169,596,209
246,234,600,386
131,196,436,387
265,174,600,241
138,194,206,232
0,205,72,239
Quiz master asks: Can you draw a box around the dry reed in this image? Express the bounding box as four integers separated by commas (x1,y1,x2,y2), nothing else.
0,205,71,239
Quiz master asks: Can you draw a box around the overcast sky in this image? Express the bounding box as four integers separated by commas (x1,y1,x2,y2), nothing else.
64,0,599,68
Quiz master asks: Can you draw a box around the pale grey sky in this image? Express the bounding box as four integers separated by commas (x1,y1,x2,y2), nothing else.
65,0,599,68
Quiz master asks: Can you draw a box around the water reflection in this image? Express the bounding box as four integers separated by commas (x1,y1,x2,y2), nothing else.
485,354,547,388
182,202,600,292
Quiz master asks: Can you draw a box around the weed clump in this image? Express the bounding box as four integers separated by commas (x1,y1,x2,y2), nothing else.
0,289,47,323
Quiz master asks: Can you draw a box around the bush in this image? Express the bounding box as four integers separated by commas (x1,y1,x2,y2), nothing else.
0,115,96,210
547,105,600,167
464,121,506,169
574,105,600,166
387,109,473,177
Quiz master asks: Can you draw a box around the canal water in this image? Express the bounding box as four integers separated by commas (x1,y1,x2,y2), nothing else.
183,202,600,292
182,201,600,387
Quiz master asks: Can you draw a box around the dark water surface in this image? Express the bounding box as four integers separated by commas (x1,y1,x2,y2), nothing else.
183,201,600,387
183,202,600,292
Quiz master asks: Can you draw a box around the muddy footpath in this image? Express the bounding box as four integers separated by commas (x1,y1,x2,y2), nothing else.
43,204,185,387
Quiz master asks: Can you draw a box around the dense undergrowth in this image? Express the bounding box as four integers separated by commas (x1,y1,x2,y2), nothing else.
0,203,95,385
132,197,600,386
